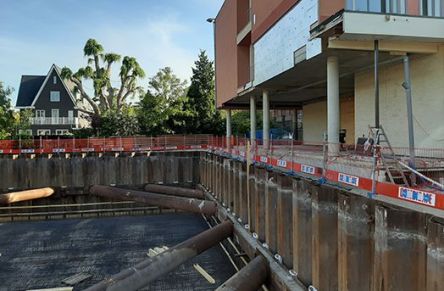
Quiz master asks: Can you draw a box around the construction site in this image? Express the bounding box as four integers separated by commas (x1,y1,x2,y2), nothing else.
0,134,442,290
1,0,444,290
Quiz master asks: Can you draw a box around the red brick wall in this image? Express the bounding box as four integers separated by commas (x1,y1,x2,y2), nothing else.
215,0,238,107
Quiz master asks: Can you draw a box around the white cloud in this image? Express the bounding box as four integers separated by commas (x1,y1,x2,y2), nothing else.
0,11,208,104
93,15,196,85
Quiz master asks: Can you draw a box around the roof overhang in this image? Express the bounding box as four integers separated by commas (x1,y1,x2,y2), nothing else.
221,10,444,109
31,64,77,107
223,49,403,109
15,106,35,109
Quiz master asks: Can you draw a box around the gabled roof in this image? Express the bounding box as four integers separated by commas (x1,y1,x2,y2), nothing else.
54,65,77,95
16,64,78,109
15,75,46,107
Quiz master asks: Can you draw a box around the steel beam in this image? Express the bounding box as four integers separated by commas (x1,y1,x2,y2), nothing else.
403,54,416,168
90,185,216,215
216,255,268,291
0,187,54,205
143,184,204,199
375,40,380,128
84,220,233,291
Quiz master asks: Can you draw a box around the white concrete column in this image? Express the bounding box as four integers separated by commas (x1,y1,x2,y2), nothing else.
226,109,232,151
250,96,256,147
291,109,297,138
327,56,340,156
262,90,270,150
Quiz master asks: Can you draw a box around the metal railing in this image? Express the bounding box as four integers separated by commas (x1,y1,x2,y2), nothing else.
0,135,212,153
30,117,79,125
346,0,444,17
211,135,444,188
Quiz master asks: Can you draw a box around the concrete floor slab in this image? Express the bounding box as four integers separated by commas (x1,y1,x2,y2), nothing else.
0,214,236,290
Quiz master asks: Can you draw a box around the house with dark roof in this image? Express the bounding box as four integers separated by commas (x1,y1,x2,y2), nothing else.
16,64,90,136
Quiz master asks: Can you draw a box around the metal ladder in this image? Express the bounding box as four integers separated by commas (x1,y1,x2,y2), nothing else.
369,126,409,187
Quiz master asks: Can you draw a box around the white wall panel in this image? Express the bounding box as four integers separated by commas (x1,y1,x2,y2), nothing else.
253,0,322,85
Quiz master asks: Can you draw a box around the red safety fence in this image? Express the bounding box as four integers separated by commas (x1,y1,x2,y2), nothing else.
1,134,444,211
209,135,444,212
0,135,212,154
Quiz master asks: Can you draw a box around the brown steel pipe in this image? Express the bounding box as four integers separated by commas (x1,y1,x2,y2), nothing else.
84,220,233,291
216,255,268,291
0,188,54,205
90,185,217,215
144,184,204,199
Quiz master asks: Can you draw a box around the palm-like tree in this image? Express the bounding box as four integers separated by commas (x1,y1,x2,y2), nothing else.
60,39,145,115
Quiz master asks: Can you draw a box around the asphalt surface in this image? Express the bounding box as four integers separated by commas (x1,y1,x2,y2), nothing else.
0,214,236,290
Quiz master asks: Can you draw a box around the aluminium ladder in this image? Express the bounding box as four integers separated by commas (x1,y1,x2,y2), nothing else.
369,126,409,187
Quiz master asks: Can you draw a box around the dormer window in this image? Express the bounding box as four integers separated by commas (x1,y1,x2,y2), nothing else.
50,91,60,102
53,76,57,84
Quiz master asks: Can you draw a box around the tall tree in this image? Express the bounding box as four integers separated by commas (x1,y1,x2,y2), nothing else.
137,67,189,135
60,39,145,115
0,82,15,139
184,50,223,134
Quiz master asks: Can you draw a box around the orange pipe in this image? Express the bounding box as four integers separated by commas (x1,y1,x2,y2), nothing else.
0,188,54,205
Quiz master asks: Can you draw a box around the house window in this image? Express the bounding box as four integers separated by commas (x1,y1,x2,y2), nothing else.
37,129,51,136
50,91,60,102
53,76,57,84
36,110,45,118
55,129,70,135
51,109,59,124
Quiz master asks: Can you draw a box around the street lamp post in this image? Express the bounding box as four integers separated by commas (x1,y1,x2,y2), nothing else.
206,17,217,111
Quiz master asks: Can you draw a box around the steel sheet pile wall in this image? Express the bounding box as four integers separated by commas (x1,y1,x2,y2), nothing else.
0,152,200,192
201,153,444,291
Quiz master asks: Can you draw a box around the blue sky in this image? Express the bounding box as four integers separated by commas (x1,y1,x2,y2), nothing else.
0,0,223,104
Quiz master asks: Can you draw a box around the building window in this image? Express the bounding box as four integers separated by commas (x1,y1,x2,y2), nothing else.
36,110,45,118
422,0,443,16
50,91,60,102
346,0,406,14
55,129,70,135
37,129,51,136
384,0,406,14
53,76,57,84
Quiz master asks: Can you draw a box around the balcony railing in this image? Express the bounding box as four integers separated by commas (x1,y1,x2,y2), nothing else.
346,0,444,17
30,117,79,126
